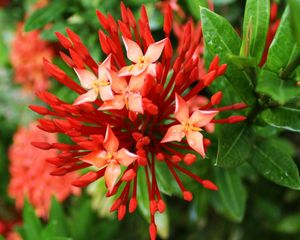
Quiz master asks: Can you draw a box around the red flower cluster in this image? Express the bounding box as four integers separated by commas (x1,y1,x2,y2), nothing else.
30,4,246,239
10,24,54,92
8,122,80,218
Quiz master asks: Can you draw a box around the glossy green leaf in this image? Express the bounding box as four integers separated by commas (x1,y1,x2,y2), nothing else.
24,0,66,31
23,199,42,240
200,8,256,105
277,213,300,234
240,0,270,62
288,0,300,47
216,123,254,168
257,69,300,104
212,168,247,222
249,139,300,189
265,7,300,74
261,107,300,132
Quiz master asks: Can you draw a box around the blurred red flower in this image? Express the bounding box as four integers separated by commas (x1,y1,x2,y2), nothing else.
8,122,80,218
10,23,54,92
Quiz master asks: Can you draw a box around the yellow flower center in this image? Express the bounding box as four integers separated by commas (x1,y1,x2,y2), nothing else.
91,79,110,91
137,56,149,69
106,152,114,161
183,122,201,132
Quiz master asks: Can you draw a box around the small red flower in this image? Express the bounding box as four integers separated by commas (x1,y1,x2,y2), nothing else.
30,3,247,239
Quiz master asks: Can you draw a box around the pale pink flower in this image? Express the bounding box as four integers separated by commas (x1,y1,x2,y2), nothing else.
161,93,218,157
73,54,113,104
119,37,166,78
99,71,144,113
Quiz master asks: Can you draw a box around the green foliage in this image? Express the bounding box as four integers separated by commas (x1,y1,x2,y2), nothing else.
261,106,300,132
212,168,247,222
215,123,254,167
200,8,256,105
240,0,270,62
24,0,67,32
265,7,300,75
249,139,300,190
288,0,300,47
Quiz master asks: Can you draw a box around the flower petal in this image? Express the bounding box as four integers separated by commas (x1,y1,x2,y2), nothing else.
189,110,218,127
161,124,185,143
110,71,127,93
74,68,97,89
103,126,119,153
128,73,145,92
99,85,114,101
73,89,98,105
147,63,157,77
186,131,205,158
81,150,108,168
98,54,112,78
116,148,138,166
175,93,189,123
105,161,121,193
122,37,143,63
99,95,125,111
145,38,166,63
127,93,143,113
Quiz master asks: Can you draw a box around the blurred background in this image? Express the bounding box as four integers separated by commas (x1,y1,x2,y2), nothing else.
1,0,300,239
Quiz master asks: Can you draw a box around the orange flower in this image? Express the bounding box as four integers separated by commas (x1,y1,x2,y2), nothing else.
10,23,54,92
8,122,79,218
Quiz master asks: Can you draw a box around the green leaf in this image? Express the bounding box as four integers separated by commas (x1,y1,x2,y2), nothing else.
213,0,236,5
200,8,256,105
249,139,300,189
288,0,300,47
23,199,42,240
277,213,300,234
137,168,150,220
155,161,177,196
68,197,93,240
45,197,69,237
212,168,247,222
257,69,300,104
24,0,66,31
227,54,256,69
187,0,208,20
265,7,300,73
137,168,170,239
216,123,254,168
240,0,270,62
41,22,66,41
261,106,300,132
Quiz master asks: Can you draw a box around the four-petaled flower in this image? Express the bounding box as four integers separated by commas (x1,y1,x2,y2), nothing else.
74,54,113,105
119,37,166,78
99,71,144,113
161,93,218,158
81,126,138,193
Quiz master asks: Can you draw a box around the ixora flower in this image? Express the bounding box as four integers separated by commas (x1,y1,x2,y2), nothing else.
10,23,54,93
8,122,80,218
30,3,247,239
